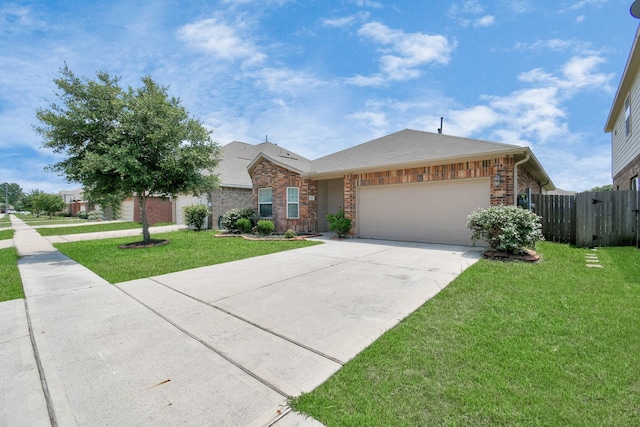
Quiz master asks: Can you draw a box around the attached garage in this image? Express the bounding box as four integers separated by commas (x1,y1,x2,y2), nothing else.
357,178,490,245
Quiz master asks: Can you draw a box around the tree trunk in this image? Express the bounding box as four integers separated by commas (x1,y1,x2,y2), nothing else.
139,193,151,243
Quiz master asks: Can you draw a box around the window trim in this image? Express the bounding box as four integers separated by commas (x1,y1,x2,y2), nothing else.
286,187,299,219
258,188,273,218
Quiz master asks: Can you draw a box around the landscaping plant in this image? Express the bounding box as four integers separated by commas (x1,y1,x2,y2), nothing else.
326,209,352,238
236,218,252,233
183,204,209,231
257,219,275,235
220,208,257,233
467,205,543,254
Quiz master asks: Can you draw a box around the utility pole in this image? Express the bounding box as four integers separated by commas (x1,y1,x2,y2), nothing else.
2,184,7,214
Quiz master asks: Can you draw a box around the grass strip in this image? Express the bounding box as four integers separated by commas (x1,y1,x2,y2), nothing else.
291,242,640,426
54,230,321,283
37,222,146,236
0,229,14,240
0,247,24,302
15,214,88,226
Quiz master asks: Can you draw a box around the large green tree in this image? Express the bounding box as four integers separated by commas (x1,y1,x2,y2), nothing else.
0,182,24,211
33,193,67,218
35,66,220,243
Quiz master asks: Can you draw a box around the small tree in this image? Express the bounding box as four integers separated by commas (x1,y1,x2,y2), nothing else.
183,204,209,231
326,209,352,238
35,65,221,244
33,193,67,218
467,205,543,254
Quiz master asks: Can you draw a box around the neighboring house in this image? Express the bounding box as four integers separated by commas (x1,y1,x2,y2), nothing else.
58,188,88,216
605,25,640,191
246,129,555,245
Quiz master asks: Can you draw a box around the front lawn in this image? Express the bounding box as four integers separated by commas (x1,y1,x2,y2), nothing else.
0,247,24,302
54,231,321,283
292,242,640,426
0,229,14,240
15,213,88,226
37,221,161,236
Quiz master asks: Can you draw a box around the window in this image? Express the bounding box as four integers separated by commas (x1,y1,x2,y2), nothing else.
287,187,299,218
625,95,632,137
258,188,272,217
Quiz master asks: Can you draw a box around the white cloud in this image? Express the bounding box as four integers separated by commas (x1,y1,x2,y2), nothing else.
322,12,369,28
251,67,328,95
347,111,389,129
561,0,608,12
349,22,454,86
474,15,495,27
353,0,383,8
177,18,266,65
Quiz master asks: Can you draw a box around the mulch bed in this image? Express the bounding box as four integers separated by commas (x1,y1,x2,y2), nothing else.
118,239,170,249
483,249,540,263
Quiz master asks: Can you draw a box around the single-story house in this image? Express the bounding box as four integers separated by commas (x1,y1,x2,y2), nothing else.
245,128,555,245
605,24,640,191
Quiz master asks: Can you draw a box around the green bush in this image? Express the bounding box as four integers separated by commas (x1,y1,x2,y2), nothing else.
220,208,257,233
236,218,252,233
76,211,88,219
285,229,297,239
257,219,275,235
87,208,103,221
326,209,352,238
183,204,209,231
467,205,543,254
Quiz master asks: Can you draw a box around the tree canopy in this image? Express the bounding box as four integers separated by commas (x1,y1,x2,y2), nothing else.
35,65,221,242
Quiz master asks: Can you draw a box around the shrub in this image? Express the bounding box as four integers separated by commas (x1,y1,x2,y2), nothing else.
467,205,543,254
285,229,297,239
220,208,257,233
257,219,275,235
236,218,252,233
87,208,103,221
326,209,352,238
183,204,209,231
76,211,88,219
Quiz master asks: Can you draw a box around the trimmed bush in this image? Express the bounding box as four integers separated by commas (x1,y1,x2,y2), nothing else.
87,208,103,221
220,208,257,233
467,205,543,254
326,209,352,238
183,204,209,231
285,229,297,239
257,219,275,235
236,218,252,233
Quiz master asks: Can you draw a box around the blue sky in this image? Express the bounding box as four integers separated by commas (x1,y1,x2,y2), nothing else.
1,0,638,193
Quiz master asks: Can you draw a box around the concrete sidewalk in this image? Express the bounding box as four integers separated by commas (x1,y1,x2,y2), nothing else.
2,215,482,426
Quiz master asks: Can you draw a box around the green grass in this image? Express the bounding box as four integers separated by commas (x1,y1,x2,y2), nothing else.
0,247,24,302
0,229,13,240
54,231,322,283
16,214,88,226
36,221,148,236
291,242,640,426
0,214,9,225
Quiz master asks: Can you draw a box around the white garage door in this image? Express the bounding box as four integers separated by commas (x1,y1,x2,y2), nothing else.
357,178,490,245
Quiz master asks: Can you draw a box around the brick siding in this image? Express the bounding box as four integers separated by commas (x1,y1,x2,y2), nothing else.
250,159,318,232
613,151,640,190
210,187,253,228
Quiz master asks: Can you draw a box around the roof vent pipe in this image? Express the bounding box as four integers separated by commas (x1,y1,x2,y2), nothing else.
437,117,443,134
513,152,530,205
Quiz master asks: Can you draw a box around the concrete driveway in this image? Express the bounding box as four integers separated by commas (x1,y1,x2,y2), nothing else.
4,218,482,426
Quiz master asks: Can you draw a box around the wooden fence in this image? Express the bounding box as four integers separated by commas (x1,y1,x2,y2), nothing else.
532,191,638,247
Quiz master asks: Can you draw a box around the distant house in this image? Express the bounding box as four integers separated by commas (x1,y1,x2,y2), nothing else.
244,129,554,245
605,25,640,191
58,188,87,216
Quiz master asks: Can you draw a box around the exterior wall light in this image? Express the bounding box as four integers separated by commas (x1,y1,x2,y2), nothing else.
493,174,503,187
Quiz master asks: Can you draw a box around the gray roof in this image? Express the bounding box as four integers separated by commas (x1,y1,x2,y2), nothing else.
220,129,554,190
310,129,523,176
217,141,310,188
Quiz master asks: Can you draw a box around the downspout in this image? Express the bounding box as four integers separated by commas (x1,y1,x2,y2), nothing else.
513,152,530,205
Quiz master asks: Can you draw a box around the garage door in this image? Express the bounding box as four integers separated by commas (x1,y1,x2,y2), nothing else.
357,178,490,245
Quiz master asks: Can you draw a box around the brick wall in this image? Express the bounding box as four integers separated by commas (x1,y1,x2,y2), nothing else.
133,196,174,224
250,159,318,232
210,187,254,228
613,151,640,190
518,165,543,195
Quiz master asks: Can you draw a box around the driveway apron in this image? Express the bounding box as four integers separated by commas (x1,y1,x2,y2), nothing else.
3,216,481,426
